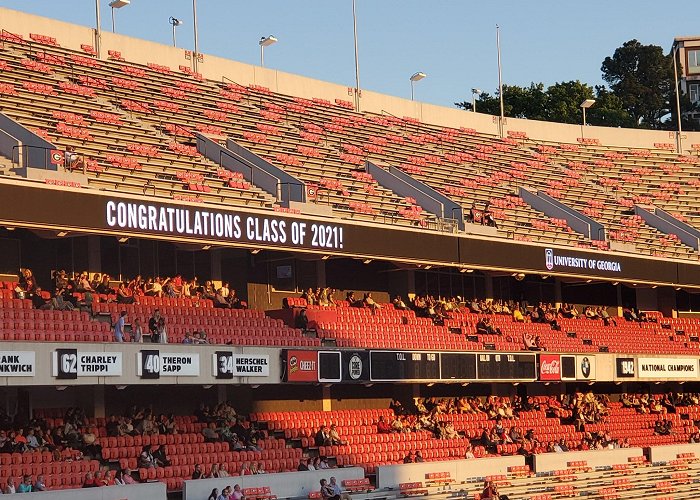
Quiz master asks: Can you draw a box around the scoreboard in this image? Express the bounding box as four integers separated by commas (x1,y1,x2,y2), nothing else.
476,353,536,380
369,351,440,381
340,350,538,382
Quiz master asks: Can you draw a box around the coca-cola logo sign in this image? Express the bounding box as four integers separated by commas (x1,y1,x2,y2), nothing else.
539,354,561,381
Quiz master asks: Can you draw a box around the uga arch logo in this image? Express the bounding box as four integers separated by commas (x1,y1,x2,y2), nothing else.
545,248,554,271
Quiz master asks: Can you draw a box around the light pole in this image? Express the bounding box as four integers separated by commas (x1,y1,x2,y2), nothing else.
259,35,278,67
192,0,199,70
580,99,595,126
672,42,683,152
169,17,183,48
471,88,482,112
410,72,426,101
352,0,361,111
496,25,504,136
109,0,130,33
94,0,102,57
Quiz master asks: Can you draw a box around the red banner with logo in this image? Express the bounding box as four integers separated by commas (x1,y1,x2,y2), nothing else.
50,150,65,165
539,353,561,381
284,350,318,382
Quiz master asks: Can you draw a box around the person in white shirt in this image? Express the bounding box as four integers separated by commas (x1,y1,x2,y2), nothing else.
4,477,16,494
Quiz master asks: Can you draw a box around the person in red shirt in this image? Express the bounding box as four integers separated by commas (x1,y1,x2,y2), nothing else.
82,472,97,488
377,416,392,434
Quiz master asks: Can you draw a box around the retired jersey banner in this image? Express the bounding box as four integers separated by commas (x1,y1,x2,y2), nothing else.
0,351,35,376
52,350,122,378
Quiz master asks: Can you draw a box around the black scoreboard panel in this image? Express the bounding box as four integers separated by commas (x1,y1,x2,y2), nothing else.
476,353,537,380
369,351,440,381
439,353,477,380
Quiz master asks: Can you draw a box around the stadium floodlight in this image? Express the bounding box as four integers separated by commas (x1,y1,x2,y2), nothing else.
169,17,183,47
410,72,427,101
259,35,278,67
108,0,129,33
471,88,482,112
580,99,596,126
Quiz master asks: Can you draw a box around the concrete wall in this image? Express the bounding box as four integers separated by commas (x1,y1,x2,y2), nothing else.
183,467,365,500
3,7,700,151
375,456,525,488
3,483,165,500
649,443,700,463
532,447,644,472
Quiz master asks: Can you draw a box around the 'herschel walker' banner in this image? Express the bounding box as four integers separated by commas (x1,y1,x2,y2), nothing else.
0,351,35,376
637,357,699,379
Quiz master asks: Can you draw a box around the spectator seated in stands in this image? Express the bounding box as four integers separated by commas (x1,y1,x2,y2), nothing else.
623,307,648,322
320,478,340,500
483,203,498,228
598,307,618,326
295,309,310,331
328,424,344,445
654,417,672,436
481,480,501,499
329,477,350,500
303,288,316,305
403,450,415,463
376,415,392,434
584,306,600,320
65,145,84,171
117,282,135,304
559,303,580,319
191,464,203,479
466,203,482,224
346,291,361,307
391,295,407,310
363,292,381,311
138,445,156,468
51,287,74,311
512,305,526,322
82,472,97,488
314,425,330,447
30,286,51,310
522,332,541,351
477,317,501,335
228,289,247,309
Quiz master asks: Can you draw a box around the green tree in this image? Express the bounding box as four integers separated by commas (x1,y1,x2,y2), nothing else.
544,80,595,124
455,83,546,119
456,81,632,126
587,86,635,128
601,39,674,128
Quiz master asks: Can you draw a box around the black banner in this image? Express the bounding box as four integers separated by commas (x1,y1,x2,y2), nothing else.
440,352,477,380
139,349,161,379
55,348,78,380
476,353,537,380
369,351,440,381
214,351,234,379
1,183,699,285
341,350,370,382
616,357,636,378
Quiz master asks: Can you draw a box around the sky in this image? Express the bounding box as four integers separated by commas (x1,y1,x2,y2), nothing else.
1,1,698,108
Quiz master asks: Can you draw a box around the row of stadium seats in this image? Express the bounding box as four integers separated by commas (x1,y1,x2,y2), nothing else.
1,33,699,258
